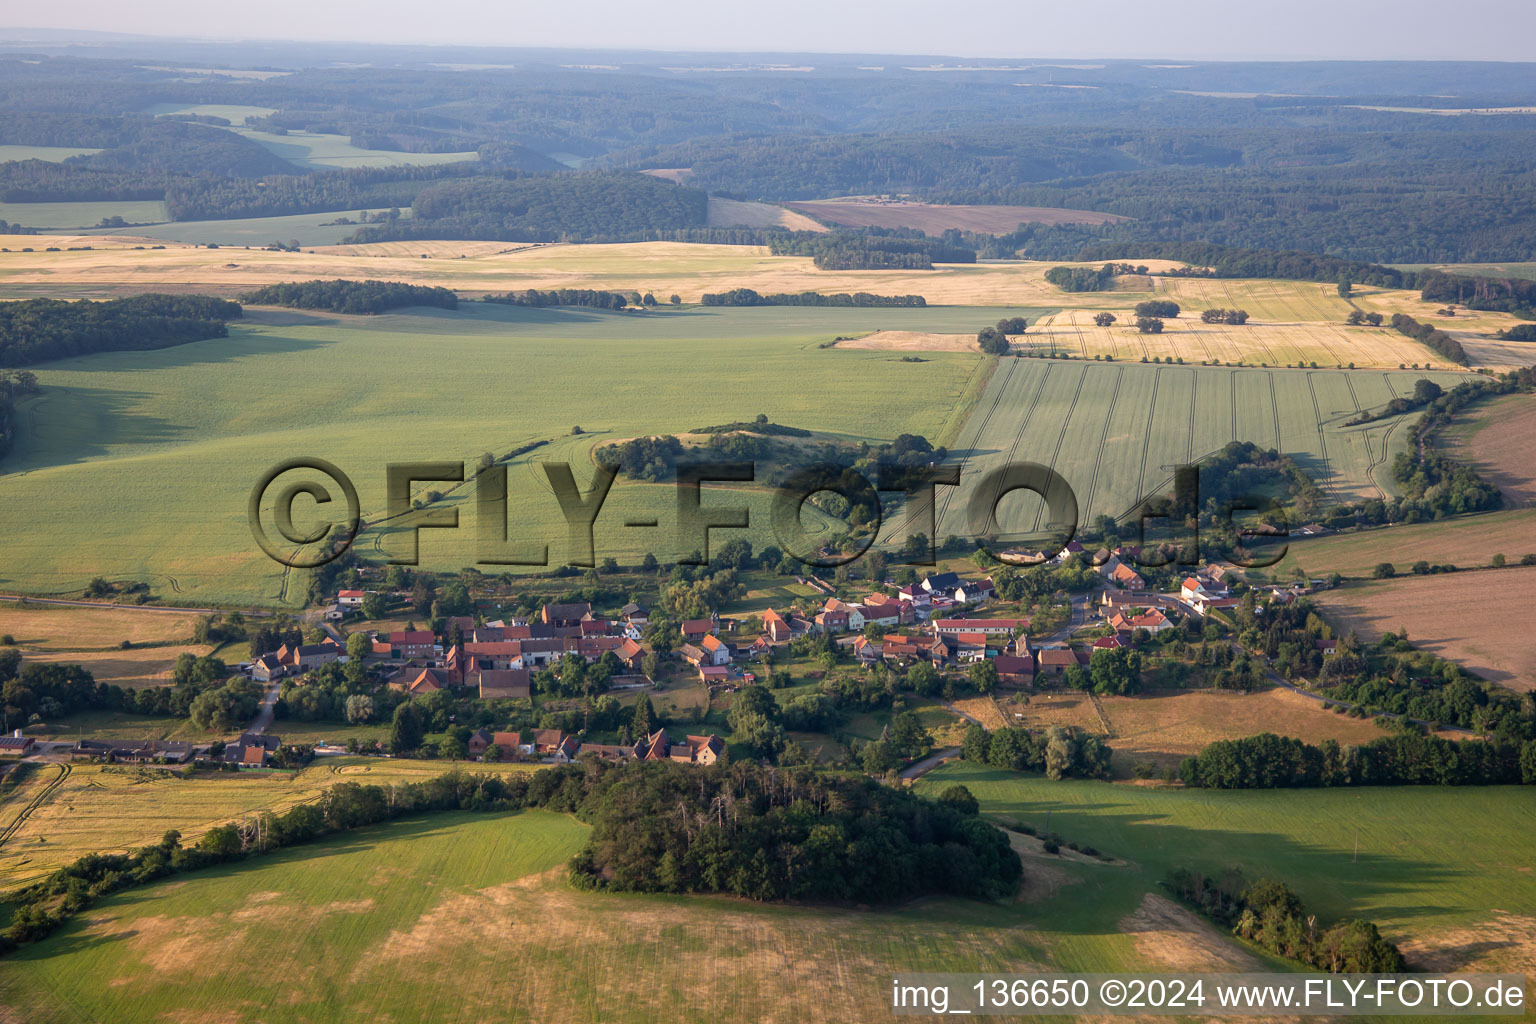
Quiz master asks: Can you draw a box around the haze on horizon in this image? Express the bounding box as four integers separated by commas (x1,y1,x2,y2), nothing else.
5,0,1536,62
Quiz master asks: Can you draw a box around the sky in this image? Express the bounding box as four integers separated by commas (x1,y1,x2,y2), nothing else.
5,0,1536,61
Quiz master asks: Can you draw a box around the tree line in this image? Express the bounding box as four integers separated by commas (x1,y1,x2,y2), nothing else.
1179,731,1535,788
699,288,926,307
239,280,458,314
0,294,240,368
960,723,1114,779
0,369,38,459
1043,263,1144,292
483,288,632,310
1388,313,1468,365
768,232,976,270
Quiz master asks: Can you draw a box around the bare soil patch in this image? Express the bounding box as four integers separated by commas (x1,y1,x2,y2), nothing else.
706,196,826,232
783,198,1127,233
1118,893,1262,971
1315,573,1536,689
1398,912,1536,972
1444,393,1536,508
834,330,978,351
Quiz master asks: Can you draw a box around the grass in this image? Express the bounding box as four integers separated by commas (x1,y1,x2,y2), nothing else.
0,758,545,892
0,806,1159,1024
1278,508,1536,577
0,304,986,606
0,201,169,231
916,762,1536,972
83,209,417,247
0,146,102,163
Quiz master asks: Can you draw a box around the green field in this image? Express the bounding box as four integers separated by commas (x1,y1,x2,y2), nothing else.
0,304,1001,605
0,200,170,231
0,145,103,163
927,358,1478,546
917,763,1536,972
81,208,415,246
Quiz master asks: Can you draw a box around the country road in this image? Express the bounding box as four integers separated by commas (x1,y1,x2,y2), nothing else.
900,746,961,781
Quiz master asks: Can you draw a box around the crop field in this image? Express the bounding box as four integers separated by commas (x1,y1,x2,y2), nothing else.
0,806,1255,1024
145,102,278,123
0,758,545,892
83,208,415,247
1024,307,1454,369
1001,687,1425,773
0,201,169,231
0,304,997,605
1313,571,1536,689
706,196,826,231
917,765,1536,974
782,198,1128,232
920,359,1477,546
1277,509,1536,576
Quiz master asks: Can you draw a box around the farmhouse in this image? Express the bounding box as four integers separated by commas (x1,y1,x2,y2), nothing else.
337,589,366,608
389,630,436,659
932,617,1028,637
74,739,194,764
540,602,593,627
468,729,493,756
1035,647,1082,676
223,733,280,768
761,608,793,642
0,734,36,756
992,653,1035,686
251,653,285,682
680,618,716,642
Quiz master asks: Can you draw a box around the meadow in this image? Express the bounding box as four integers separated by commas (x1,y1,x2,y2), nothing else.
0,201,169,231
0,304,994,605
1278,509,1536,577
917,763,1536,974
85,208,416,247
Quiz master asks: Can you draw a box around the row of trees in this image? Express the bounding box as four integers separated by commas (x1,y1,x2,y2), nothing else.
0,369,39,459
0,294,240,367
699,288,926,307
484,288,633,310
1388,312,1468,365
1180,732,1536,788
239,279,457,314
1199,308,1249,324
960,723,1113,780
1164,869,1405,973
976,316,1029,355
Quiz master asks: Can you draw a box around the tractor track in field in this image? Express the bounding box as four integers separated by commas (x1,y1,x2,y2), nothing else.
933,355,1022,540
1305,372,1336,499
1133,367,1162,504
1218,279,1281,366
0,763,70,850
1081,366,1124,523
1295,284,1349,366
1031,364,1088,531
1342,373,1389,500
1266,370,1283,454
987,362,1053,536
1186,369,1198,465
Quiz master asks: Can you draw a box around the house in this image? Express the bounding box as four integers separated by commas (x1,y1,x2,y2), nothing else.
851,635,882,664
1295,523,1329,537
540,602,593,627
389,630,436,659
477,668,532,701
635,729,671,761
1035,647,1080,676
490,731,523,757
814,605,850,634
680,618,716,642
614,638,647,671
1180,577,1227,603
223,732,280,768
932,617,1028,637
1316,639,1339,657
392,667,452,694
1109,608,1175,635
992,653,1034,686
699,633,731,666
1091,634,1127,651
953,578,995,604
322,603,346,622
881,637,923,664
467,728,493,756
620,602,649,628
281,641,342,673
698,664,730,685
74,739,194,764
531,729,568,756
580,743,635,762
1109,563,1146,590
251,653,285,682
678,642,706,667
952,632,990,662
0,734,36,756
553,735,580,762
680,734,726,765
337,589,366,608
920,572,961,596
1188,593,1241,616
761,608,793,643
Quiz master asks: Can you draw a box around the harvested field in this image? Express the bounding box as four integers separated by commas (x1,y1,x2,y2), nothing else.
1118,892,1261,970
1442,393,1536,508
833,330,978,351
0,605,199,650
27,645,215,689
1314,572,1536,689
1000,687,1418,773
783,198,1127,233
705,196,826,232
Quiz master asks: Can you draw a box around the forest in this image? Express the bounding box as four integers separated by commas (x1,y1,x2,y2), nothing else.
0,294,241,367
239,279,458,314
1179,731,1534,788
698,288,926,307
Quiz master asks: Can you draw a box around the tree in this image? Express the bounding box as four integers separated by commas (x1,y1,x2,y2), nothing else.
0,648,19,683
907,662,941,697
1372,562,1396,579
631,693,654,738
887,710,933,760
437,734,468,760
976,326,1009,356
483,743,503,763
344,693,376,724
1092,312,1117,327
361,592,387,619
861,739,897,774
390,702,424,754
937,784,980,816
961,723,991,763
641,552,659,572
669,294,681,305
1135,317,1164,334
969,660,998,695
345,631,372,662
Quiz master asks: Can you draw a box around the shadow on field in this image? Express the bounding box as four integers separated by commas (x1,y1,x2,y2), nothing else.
47,330,333,374
3,384,189,470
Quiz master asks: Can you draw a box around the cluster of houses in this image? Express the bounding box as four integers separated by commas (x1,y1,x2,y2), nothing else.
464,725,726,766
65,732,286,768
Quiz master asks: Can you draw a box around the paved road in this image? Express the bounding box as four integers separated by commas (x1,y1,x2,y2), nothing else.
900,746,962,781
246,678,282,736
1041,592,1091,643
